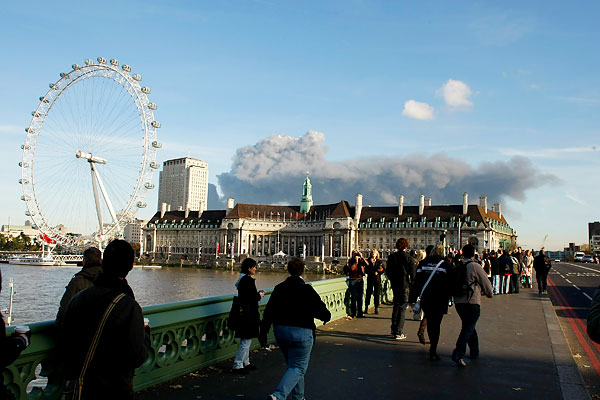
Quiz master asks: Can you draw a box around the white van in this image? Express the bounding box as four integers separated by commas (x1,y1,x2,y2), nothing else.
574,252,585,262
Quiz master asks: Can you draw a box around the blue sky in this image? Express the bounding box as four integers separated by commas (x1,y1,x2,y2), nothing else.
1,1,598,250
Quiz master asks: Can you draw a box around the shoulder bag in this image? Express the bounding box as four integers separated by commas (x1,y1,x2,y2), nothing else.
411,260,444,316
68,293,126,400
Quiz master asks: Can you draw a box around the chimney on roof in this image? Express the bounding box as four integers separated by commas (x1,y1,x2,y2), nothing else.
184,206,190,218
177,206,184,211
398,195,404,216
463,192,468,215
494,202,502,219
479,196,488,213
419,194,425,216
160,202,167,218
226,198,235,216
425,197,432,207
354,193,363,225
167,204,171,212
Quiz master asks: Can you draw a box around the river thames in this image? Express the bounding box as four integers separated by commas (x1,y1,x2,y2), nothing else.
0,264,334,325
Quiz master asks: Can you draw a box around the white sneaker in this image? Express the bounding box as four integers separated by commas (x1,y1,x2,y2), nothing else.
395,334,407,340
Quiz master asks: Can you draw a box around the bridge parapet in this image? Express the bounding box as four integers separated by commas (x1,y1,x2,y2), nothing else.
3,276,391,399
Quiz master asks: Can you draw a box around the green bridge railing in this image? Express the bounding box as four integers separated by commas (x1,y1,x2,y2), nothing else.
3,276,392,399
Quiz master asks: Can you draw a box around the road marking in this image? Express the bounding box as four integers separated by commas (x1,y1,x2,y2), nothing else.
573,285,580,290
584,293,593,301
566,279,572,283
564,263,600,273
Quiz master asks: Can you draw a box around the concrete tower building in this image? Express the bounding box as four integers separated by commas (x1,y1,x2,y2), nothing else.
158,157,209,214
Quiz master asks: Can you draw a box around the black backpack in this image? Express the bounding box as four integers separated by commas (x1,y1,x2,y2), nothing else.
449,261,475,298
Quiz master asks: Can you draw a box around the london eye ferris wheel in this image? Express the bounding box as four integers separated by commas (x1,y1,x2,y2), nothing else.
19,57,162,249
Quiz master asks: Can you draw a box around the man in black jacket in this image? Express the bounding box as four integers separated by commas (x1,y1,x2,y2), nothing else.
259,257,331,400
62,240,150,400
55,247,102,331
385,238,417,340
533,249,552,294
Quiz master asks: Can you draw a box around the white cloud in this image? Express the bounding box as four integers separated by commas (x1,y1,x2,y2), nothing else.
402,100,435,120
437,79,473,108
501,146,598,159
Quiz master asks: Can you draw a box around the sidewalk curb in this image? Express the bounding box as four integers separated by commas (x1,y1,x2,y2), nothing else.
542,295,591,400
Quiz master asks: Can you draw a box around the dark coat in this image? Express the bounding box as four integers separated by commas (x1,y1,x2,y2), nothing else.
259,276,331,346
365,259,384,282
62,272,150,400
385,250,417,291
490,255,500,276
409,256,452,315
235,274,261,339
588,286,600,344
55,263,102,330
533,254,551,274
498,254,513,275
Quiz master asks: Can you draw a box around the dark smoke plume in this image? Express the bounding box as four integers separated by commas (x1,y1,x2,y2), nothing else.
217,131,557,206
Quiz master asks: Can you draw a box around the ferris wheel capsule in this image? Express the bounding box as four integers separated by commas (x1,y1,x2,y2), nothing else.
85,59,93,66
25,211,35,216
148,103,157,110
60,72,70,79
97,57,107,64
144,182,155,189
20,145,31,150
151,121,161,128
72,64,80,70
49,83,58,90
110,59,119,66
19,178,29,184
152,141,162,148
122,64,132,72
141,87,151,94
150,162,159,169
132,74,142,81
39,97,49,103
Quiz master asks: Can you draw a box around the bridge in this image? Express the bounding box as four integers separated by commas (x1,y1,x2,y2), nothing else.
2,276,592,400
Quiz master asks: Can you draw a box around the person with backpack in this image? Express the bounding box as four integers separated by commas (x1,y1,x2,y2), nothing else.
386,238,417,340
409,244,453,361
450,244,493,367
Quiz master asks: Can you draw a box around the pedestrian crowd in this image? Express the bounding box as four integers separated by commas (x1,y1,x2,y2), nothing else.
0,238,555,400
342,240,553,368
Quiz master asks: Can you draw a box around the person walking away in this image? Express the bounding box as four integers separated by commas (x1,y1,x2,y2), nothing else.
259,257,331,400
232,257,265,373
62,240,150,400
343,250,367,318
498,250,513,294
364,250,384,315
386,238,417,340
0,269,31,400
489,251,500,295
55,247,103,331
415,245,435,344
533,249,552,294
451,244,493,367
409,245,452,361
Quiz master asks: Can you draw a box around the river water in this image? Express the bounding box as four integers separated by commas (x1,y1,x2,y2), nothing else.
0,264,334,325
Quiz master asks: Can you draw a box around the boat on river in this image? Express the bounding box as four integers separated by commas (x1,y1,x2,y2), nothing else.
8,255,56,266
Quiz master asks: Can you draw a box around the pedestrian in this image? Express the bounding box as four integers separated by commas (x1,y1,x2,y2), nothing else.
364,250,384,315
55,247,103,331
232,257,265,373
522,250,534,288
489,251,500,295
0,269,31,400
62,239,150,400
259,257,331,400
498,250,513,294
451,244,494,367
533,249,552,294
343,250,367,318
385,238,417,340
409,245,453,361
587,286,600,343
510,251,521,294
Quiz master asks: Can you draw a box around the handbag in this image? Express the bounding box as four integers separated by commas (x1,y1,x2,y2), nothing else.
69,293,125,400
412,260,444,316
227,296,242,330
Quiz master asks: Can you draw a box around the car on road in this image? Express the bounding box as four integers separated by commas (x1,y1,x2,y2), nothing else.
554,259,560,262
574,252,585,262
583,255,595,263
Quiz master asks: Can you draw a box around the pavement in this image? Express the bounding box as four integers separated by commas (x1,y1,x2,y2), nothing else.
137,284,590,400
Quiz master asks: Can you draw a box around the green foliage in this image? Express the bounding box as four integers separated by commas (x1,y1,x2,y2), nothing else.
0,233,40,251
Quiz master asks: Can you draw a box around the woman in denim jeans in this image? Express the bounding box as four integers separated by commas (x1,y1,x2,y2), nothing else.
232,258,264,373
259,257,331,400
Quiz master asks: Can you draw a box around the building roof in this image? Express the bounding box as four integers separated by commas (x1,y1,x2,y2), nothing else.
224,201,352,220
149,210,226,224
358,204,507,225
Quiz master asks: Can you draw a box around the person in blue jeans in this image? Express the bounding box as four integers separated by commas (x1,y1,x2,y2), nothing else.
451,244,494,367
343,250,367,318
259,257,331,400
